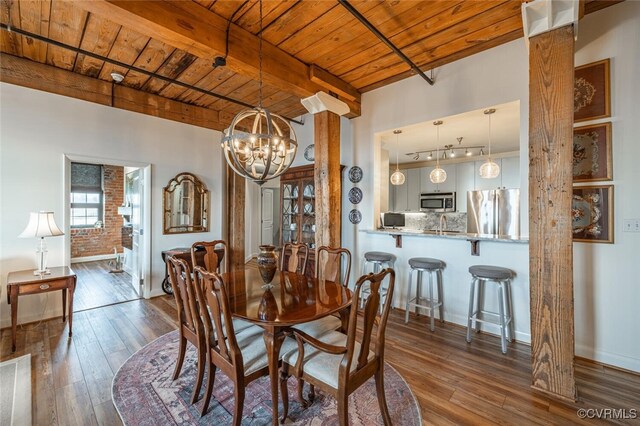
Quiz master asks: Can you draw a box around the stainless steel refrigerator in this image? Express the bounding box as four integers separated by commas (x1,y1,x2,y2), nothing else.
467,189,520,237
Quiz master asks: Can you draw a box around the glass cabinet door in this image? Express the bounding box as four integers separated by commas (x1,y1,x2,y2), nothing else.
301,179,315,247
281,182,300,243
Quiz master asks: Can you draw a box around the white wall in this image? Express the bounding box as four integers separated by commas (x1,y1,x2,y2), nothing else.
344,2,640,372
0,83,224,327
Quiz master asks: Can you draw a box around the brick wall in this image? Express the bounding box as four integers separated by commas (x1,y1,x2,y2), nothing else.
70,165,124,258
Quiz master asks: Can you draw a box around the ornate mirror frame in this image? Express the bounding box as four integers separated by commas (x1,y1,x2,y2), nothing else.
163,172,210,234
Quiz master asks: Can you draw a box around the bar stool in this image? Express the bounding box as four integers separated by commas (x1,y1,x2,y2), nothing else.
404,257,445,332
466,265,515,354
360,251,396,310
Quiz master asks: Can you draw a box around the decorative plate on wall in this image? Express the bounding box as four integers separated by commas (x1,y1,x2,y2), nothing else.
348,187,363,204
348,166,363,183
304,144,315,162
349,209,362,224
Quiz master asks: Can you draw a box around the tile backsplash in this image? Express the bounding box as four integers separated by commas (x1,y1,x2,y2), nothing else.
382,211,467,232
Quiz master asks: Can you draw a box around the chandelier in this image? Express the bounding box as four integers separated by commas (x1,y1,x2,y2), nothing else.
479,108,500,179
390,130,405,185
220,0,297,185
430,120,447,184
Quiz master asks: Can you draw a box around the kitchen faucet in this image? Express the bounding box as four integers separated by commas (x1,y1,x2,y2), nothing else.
439,214,447,234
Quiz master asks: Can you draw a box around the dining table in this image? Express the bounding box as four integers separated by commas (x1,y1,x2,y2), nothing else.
221,267,353,425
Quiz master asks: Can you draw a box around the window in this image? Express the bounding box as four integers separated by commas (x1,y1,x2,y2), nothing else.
70,163,104,228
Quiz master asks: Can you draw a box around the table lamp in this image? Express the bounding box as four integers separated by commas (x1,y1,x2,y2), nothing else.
19,211,64,275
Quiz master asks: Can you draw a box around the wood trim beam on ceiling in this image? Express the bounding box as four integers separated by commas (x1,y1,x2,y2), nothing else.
0,54,229,131
75,0,362,117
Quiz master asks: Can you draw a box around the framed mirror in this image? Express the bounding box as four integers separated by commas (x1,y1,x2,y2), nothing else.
163,172,209,234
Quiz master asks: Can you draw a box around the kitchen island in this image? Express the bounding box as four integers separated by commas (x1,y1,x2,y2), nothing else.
359,229,531,343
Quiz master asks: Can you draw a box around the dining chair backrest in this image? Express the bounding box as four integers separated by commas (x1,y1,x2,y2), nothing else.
192,266,241,367
167,256,202,336
280,242,309,275
191,240,228,273
344,268,395,373
315,246,351,287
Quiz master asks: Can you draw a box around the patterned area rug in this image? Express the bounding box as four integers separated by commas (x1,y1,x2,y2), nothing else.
112,330,421,425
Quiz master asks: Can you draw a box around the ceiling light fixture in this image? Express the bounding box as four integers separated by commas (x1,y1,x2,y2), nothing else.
427,152,433,160
220,0,297,185
430,121,447,184
479,108,500,179
390,130,406,185
413,153,420,161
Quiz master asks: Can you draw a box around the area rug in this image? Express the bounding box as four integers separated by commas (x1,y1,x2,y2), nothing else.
112,330,421,425
0,354,32,426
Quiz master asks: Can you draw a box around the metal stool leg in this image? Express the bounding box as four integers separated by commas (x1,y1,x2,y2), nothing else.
404,268,414,324
497,283,507,354
475,279,484,333
504,279,514,342
437,269,444,323
428,271,435,332
466,278,477,343
415,270,423,317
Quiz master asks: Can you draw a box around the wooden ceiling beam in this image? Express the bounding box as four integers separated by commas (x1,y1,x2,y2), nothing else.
76,0,361,117
0,53,228,131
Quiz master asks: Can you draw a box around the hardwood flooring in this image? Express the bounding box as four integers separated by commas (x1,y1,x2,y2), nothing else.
1,297,639,425
71,261,139,312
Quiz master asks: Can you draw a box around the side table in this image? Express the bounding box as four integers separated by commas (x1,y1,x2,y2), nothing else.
7,266,76,352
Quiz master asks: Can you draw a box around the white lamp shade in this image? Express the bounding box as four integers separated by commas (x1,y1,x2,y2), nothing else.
19,212,64,238
479,159,501,179
390,170,405,185
430,166,447,184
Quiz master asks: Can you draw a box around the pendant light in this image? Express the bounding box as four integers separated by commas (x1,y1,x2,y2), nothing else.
390,130,405,185
479,108,500,179
220,0,297,185
430,120,447,184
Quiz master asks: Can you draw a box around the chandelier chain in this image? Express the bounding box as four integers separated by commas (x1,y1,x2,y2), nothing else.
258,0,263,108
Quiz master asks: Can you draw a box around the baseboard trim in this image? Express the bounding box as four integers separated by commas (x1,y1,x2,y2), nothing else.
70,254,116,263
575,344,640,374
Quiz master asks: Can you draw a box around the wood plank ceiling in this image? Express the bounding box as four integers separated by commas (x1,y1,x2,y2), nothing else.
0,0,621,129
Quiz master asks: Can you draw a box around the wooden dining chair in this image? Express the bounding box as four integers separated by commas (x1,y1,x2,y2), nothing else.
191,240,228,273
167,256,207,405
280,242,309,275
192,267,296,421
293,246,352,338
280,268,396,426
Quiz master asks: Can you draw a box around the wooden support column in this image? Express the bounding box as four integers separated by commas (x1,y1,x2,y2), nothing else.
528,24,577,401
225,166,245,271
314,111,342,248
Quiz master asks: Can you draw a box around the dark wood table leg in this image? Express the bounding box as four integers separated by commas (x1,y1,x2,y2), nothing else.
10,285,17,352
62,287,67,322
263,326,285,426
68,276,76,337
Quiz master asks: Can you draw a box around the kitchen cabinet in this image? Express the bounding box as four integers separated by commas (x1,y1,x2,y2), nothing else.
455,161,475,212
406,168,421,211
420,165,456,193
500,156,520,189
391,177,408,211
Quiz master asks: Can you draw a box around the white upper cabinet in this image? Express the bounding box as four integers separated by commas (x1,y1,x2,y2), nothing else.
455,161,475,212
500,156,520,189
420,165,456,194
406,168,421,211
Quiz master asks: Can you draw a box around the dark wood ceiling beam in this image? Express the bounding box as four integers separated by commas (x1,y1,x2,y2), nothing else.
0,53,229,131
76,0,361,117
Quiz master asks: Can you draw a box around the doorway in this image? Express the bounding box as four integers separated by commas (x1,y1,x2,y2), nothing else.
63,155,151,311
261,187,280,246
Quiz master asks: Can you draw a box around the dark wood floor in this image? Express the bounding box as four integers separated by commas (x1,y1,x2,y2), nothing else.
71,261,139,312
1,296,639,425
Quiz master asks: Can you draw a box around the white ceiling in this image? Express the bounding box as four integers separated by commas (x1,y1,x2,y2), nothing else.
381,100,520,164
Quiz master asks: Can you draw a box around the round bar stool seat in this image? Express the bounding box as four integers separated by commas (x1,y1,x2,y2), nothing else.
408,257,445,270
469,265,513,280
466,265,515,354
361,252,396,311
405,257,445,331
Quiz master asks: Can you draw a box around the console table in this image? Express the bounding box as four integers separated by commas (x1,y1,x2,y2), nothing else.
7,266,76,352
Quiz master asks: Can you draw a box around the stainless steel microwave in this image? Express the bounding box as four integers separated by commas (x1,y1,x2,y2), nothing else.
420,192,456,212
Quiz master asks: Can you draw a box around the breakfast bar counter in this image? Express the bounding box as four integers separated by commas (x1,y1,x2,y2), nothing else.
357,229,531,343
